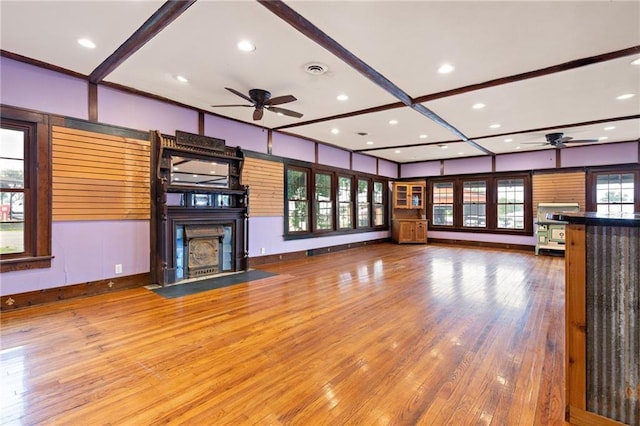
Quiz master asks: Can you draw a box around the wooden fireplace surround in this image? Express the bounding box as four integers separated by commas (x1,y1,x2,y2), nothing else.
151,130,249,286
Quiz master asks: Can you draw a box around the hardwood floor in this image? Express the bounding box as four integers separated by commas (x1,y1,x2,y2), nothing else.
1,243,568,425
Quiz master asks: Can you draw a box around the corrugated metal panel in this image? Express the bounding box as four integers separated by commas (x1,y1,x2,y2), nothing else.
586,225,640,425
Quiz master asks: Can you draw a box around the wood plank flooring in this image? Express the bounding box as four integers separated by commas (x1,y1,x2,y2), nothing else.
1,243,568,425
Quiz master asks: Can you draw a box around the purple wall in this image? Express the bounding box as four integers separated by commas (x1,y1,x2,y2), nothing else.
0,57,89,119
204,114,268,153
378,159,398,178
496,150,555,172
352,153,377,174
0,221,149,296
561,141,638,168
428,230,535,247
272,131,315,162
401,161,441,178
98,86,198,134
318,144,350,169
444,156,492,175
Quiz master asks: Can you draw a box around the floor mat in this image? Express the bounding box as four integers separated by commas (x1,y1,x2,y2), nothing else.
151,270,276,299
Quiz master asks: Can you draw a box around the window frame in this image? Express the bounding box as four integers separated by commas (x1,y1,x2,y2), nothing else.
313,170,334,232
1,105,52,272
337,175,354,230
427,172,532,235
586,165,640,213
285,166,310,235
283,162,388,239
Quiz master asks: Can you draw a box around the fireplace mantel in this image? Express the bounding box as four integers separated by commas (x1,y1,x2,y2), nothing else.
151,131,249,286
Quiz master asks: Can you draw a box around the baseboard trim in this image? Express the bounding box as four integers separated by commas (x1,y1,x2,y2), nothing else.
1,273,150,311
428,238,534,252
249,238,391,266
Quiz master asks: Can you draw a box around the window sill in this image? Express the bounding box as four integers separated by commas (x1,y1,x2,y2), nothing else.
1,256,54,273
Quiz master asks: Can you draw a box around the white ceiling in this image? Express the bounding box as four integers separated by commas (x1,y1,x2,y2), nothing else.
1,0,639,164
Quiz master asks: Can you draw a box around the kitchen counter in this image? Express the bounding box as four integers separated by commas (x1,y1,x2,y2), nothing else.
548,211,640,227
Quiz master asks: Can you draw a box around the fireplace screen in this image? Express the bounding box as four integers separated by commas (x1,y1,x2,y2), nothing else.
184,225,225,279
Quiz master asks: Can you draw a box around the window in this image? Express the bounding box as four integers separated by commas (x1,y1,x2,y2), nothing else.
428,173,531,234
497,178,525,229
286,168,309,233
314,172,333,230
595,173,635,213
338,176,353,229
357,179,370,228
0,106,52,272
463,181,486,227
373,181,384,226
432,182,454,226
284,164,387,238
587,167,639,213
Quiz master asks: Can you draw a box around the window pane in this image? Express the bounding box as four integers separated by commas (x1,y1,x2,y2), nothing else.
288,200,308,232
373,182,384,226
339,204,352,229
357,180,369,227
315,173,333,230
432,182,454,225
463,181,486,227
287,169,308,232
0,127,26,255
497,179,524,229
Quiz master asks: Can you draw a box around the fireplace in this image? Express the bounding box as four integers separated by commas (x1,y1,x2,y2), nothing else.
152,131,249,286
185,225,225,278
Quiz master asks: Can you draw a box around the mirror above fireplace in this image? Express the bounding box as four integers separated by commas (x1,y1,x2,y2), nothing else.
170,156,230,188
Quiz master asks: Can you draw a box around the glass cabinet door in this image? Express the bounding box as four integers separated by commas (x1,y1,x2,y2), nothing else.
411,185,424,208
395,184,408,208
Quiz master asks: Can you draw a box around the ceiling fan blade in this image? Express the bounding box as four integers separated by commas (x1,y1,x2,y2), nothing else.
267,94,297,106
225,87,254,103
267,106,303,118
253,108,264,121
564,138,599,143
210,104,252,108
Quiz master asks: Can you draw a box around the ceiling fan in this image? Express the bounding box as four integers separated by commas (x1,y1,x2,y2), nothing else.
211,87,303,121
526,132,599,148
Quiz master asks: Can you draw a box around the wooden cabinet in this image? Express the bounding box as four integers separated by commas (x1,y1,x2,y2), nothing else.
392,181,427,244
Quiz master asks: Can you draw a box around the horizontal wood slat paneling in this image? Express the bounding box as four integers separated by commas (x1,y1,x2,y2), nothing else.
532,171,585,218
242,157,284,217
52,126,151,221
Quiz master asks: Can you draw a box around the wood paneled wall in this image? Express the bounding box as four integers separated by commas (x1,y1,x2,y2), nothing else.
242,157,284,217
52,126,151,221
532,171,585,217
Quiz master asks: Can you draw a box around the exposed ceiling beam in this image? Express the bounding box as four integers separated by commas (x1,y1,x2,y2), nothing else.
257,0,494,156
88,0,196,84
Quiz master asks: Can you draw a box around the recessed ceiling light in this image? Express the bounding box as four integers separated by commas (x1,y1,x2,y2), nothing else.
472,103,485,109
504,138,513,143
616,93,635,100
516,146,521,150
237,40,256,52
394,150,401,154
631,58,640,66
192,174,198,178
210,170,216,174
604,126,616,131
276,112,284,116
458,152,464,155
366,141,374,145
388,119,398,125
438,145,448,149
599,136,609,141
419,134,428,139
438,63,455,74
336,94,349,101
331,128,339,135
77,38,96,49
173,166,179,171
175,75,189,83
489,124,501,129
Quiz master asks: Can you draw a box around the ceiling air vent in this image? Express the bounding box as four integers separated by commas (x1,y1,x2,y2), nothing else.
304,63,328,75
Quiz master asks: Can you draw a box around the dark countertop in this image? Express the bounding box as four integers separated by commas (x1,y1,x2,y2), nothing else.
548,211,640,227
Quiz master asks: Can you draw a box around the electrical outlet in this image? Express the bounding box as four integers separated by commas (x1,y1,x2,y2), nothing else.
115,264,123,274
260,247,266,255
